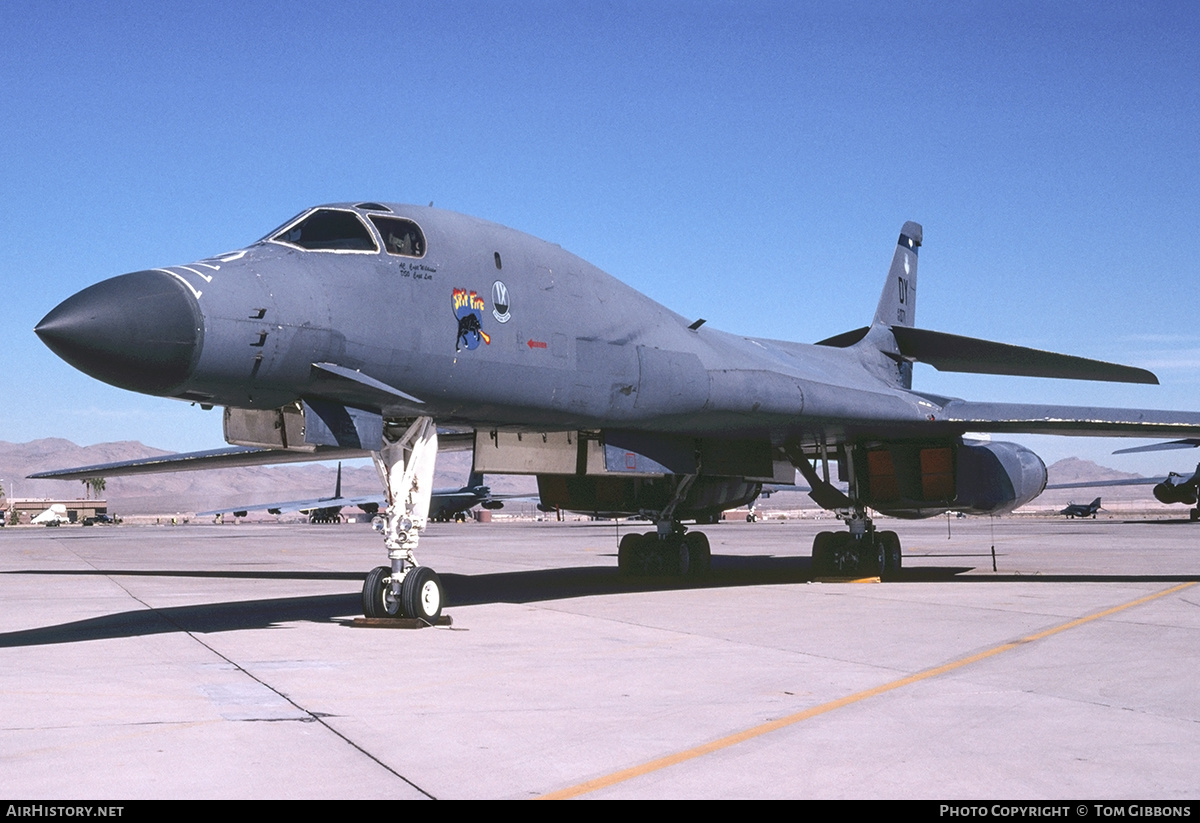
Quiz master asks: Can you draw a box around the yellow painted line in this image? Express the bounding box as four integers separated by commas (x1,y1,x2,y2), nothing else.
540,581,1196,800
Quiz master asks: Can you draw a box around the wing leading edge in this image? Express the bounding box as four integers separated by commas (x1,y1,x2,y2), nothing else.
27,430,475,481
930,401,1200,437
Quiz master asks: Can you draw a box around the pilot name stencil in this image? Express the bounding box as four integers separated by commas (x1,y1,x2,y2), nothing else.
396,261,436,280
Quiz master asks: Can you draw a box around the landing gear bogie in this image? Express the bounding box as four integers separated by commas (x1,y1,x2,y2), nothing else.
811,529,902,579
617,530,710,578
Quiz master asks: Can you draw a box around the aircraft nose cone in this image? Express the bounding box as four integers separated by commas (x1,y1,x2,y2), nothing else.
35,270,203,395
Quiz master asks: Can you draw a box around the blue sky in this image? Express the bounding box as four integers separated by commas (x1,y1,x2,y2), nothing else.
1,1,1197,474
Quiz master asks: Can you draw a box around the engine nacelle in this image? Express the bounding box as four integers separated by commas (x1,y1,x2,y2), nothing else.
536,474,761,522
1154,481,1197,506
861,440,1047,519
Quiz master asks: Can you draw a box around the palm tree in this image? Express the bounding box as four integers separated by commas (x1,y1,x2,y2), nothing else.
80,477,107,499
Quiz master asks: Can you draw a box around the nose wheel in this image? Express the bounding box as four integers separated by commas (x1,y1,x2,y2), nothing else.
362,565,403,618
401,566,444,622
362,565,445,622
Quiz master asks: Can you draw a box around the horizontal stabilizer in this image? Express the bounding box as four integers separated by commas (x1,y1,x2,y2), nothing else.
891,327,1158,385
934,401,1200,437
1114,439,1200,455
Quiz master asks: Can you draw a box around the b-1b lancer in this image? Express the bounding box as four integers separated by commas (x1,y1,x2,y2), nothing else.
32,203,1200,622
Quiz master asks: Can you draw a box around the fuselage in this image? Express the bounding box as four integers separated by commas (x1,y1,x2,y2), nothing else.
37,202,933,445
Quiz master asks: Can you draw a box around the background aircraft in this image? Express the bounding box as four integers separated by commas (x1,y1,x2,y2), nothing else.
197,465,519,524
31,204,1200,622
1058,498,1102,519
197,462,380,523
1048,463,1200,522
426,473,527,522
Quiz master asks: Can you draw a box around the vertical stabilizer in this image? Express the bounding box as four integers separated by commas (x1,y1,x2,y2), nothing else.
467,471,484,490
873,221,921,328
859,221,922,390
334,462,342,498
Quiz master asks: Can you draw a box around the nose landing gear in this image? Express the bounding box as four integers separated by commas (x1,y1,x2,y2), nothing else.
360,416,446,624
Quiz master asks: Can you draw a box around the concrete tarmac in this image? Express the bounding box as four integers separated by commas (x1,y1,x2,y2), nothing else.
2,516,1198,799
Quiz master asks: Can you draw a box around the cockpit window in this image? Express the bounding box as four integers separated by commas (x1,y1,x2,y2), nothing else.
270,209,379,252
369,215,426,258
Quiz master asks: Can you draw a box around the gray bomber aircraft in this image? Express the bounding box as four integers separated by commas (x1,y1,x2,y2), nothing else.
191,464,515,524
195,461,379,523
31,202,1200,623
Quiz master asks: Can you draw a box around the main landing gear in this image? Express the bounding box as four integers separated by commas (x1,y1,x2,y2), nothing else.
790,443,903,581
616,475,711,578
811,527,902,580
618,528,711,578
810,510,902,580
361,417,445,623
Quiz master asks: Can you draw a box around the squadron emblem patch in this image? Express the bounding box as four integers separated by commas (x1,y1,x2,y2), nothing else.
491,280,511,323
453,288,491,351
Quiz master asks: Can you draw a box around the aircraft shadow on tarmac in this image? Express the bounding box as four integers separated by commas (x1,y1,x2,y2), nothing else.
3,557,1199,648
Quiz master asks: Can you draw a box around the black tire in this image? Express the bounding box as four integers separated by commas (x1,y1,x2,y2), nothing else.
1190,508,1199,522
401,566,444,623
877,530,902,581
618,532,645,576
812,531,835,576
684,531,711,577
362,565,401,618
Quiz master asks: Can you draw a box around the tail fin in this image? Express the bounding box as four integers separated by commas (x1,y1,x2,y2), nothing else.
873,221,921,328
467,471,484,489
855,221,922,389
854,221,1155,390
334,462,342,498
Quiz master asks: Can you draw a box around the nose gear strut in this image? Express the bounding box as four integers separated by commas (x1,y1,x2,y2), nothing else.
360,416,446,622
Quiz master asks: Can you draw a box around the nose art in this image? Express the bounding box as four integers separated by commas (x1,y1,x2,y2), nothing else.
35,270,204,395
